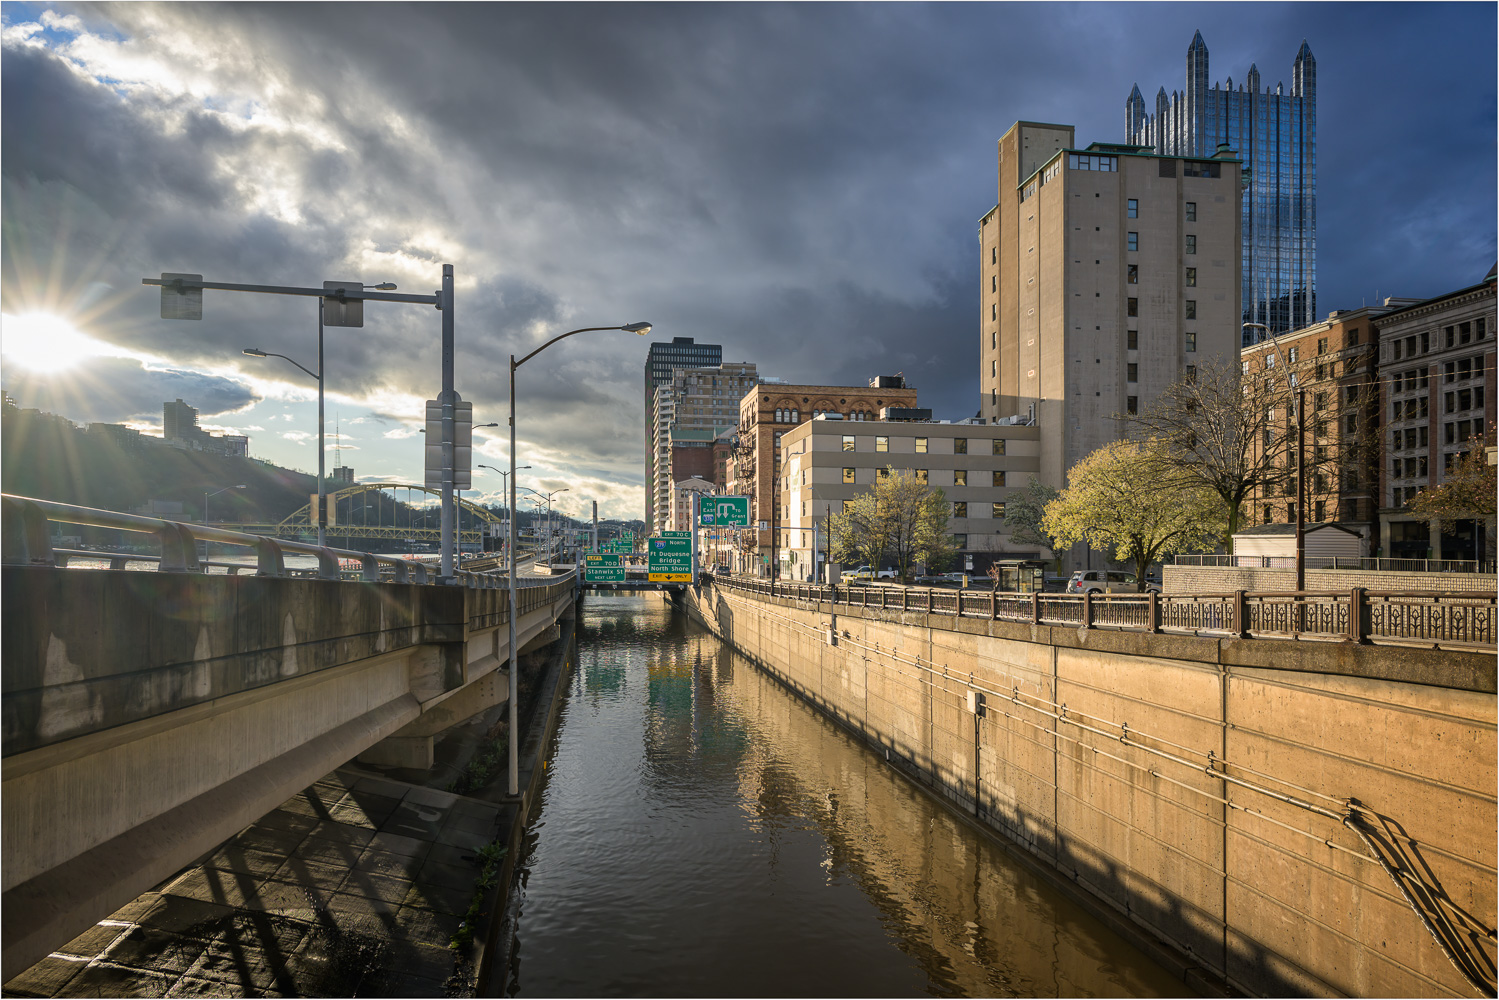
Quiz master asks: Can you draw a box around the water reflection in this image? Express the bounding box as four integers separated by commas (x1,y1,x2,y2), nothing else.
507,595,1184,997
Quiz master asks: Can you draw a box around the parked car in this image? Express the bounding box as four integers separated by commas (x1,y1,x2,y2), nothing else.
875,567,897,580
848,565,876,580
1067,569,1161,594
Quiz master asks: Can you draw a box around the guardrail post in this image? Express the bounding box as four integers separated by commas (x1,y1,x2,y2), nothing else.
2,497,55,566
255,537,287,578
314,547,341,581
1148,591,1161,633
901,589,908,612
1349,587,1371,644
1030,592,1040,626
358,554,380,583
1232,590,1249,639
1081,591,1093,630
157,521,202,573
990,591,997,620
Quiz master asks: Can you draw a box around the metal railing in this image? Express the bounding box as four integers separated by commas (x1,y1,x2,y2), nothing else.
708,575,1497,650
1174,554,1497,575
3,495,569,590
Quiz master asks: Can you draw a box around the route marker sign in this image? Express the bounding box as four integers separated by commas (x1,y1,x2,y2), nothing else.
699,495,750,527
648,537,693,582
585,553,625,583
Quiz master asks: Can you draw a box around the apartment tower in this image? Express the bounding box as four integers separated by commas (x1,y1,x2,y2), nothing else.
1127,31,1316,338
980,122,1242,489
643,337,721,530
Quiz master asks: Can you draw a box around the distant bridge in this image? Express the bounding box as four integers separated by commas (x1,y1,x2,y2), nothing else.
230,482,504,544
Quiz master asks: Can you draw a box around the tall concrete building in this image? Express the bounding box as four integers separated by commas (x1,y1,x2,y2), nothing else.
647,361,756,531
980,122,1242,490
1127,31,1316,338
644,337,721,529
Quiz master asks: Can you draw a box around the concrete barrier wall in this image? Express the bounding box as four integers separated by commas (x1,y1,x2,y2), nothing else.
687,581,1496,998
1164,564,1497,594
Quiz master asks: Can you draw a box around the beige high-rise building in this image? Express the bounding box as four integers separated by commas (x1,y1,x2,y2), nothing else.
980,121,1243,488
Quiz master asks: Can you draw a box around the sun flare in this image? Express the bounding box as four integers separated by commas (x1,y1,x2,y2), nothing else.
1,313,112,373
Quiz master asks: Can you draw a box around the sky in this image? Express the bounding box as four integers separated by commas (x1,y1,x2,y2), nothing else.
2,2,1494,521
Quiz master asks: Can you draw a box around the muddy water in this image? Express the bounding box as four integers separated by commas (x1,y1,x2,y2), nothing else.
503,594,1186,997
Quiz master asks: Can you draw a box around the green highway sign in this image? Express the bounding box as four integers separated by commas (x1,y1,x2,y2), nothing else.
585,553,625,583
648,536,693,582
699,495,750,527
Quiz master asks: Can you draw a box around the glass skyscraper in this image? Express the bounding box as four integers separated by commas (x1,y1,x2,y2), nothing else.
1126,31,1316,341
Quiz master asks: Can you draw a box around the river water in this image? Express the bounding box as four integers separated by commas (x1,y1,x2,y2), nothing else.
503,594,1186,997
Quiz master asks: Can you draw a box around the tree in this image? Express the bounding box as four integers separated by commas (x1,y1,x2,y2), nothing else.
1407,429,1497,529
829,467,954,582
1041,439,1223,589
1004,475,1062,554
1125,354,1369,550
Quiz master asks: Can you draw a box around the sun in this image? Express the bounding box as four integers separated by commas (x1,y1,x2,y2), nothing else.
1,313,112,373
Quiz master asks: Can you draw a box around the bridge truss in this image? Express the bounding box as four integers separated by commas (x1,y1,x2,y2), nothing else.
232,483,502,545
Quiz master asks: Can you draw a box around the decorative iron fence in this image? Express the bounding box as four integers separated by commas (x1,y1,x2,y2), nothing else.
1174,554,1496,574
707,575,1496,650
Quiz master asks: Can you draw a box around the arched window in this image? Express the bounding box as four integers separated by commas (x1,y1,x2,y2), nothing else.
791,408,799,422
774,408,783,422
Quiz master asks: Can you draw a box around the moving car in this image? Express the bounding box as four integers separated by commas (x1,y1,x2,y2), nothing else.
1067,569,1161,594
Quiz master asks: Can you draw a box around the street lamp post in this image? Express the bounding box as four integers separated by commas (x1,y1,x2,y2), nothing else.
507,322,650,796
203,484,247,559
479,463,529,563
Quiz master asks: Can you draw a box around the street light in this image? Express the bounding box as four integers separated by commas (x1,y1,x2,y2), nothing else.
204,484,247,559
479,463,529,561
241,280,392,549
507,321,650,796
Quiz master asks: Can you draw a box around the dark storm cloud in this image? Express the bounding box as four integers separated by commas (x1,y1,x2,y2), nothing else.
3,2,1495,511
1,356,257,425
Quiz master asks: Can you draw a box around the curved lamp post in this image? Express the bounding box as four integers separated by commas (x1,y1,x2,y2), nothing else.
508,322,650,796
479,463,529,561
243,281,394,548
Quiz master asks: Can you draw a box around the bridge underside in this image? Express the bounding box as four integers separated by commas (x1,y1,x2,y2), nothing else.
1,567,575,978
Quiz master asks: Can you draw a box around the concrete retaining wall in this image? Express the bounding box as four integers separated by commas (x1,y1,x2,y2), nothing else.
1164,565,1497,594
686,580,1496,998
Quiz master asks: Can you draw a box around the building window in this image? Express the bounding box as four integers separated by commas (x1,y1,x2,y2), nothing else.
1127,232,1138,251
1127,395,1138,414
1127,264,1138,284
952,534,967,549
1185,364,1197,381
992,502,1007,520
1185,332,1197,352
1185,234,1196,255
992,470,1006,487
1347,328,1360,347
915,470,928,484
842,434,855,451
877,467,890,479
1127,198,1138,218
992,304,996,321
992,360,997,378
992,439,1006,456
774,431,783,448
1315,500,1325,522
953,469,967,486
915,436,928,454
1127,363,1138,382
876,435,888,452
842,467,855,484
953,502,968,518
1185,202,1196,222
954,438,968,455
1127,297,1138,317
1185,267,1196,287
1185,300,1197,320
1262,505,1272,524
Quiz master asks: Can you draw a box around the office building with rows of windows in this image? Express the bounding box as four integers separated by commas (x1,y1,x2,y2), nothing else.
979,121,1242,495
1374,273,1496,562
774,417,1044,581
648,361,757,531
1126,31,1316,339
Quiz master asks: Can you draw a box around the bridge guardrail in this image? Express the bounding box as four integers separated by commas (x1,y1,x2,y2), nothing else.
2,494,568,590
707,575,1497,650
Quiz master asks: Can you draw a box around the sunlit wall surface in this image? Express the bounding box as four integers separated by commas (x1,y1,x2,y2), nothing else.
1126,32,1316,341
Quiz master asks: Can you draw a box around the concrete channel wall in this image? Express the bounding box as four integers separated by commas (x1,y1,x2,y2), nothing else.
685,580,1497,998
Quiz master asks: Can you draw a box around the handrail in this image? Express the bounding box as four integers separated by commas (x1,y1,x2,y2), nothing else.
0,494,566,588
704,573,1497,650
1174,553,1497,575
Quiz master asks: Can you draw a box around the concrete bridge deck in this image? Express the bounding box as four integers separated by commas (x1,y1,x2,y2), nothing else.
2,525,576,978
